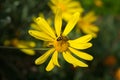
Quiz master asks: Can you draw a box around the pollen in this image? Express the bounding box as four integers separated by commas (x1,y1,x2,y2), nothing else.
53,36,69,52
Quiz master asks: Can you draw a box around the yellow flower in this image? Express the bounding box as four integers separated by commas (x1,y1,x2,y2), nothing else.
94,0,103,7
77,11,99,38
4,39,36,56
28,10,93,71
48,0,83,21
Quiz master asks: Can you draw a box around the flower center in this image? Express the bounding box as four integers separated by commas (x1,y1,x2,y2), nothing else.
58,3,66,11
53,36,69,52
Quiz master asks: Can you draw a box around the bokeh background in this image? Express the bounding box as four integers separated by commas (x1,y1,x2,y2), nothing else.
0,0,120,80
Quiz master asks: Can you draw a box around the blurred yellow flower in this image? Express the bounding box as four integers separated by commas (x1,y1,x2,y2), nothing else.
115,68,120,80
77,11,99,38
4,39,36,56
48,0,83,21
94,0,103,7
28,10,93,71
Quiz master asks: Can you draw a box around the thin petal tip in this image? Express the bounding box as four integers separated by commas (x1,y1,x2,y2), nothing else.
46,67,51,72
35,59,40,65
35,17,42,21
89,43,93,47
88,55,94,61
87,34,93,38
84,65,88,67
28,30,33,35
28,30,34,34
28,30,36,37
91,56,94,60
78,64,88,67
85,34,93,41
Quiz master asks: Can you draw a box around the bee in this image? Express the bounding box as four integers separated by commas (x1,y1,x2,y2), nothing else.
57,36,68,41
57,36,63,41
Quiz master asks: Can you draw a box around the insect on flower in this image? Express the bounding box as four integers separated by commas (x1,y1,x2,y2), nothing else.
29,9,93,71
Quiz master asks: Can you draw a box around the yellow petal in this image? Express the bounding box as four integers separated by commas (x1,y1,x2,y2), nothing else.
17,44,35,56
30,23,40,30
35,17,56,38
68,34,92,43
54,9,62,36
27,41,36,47
46,57,55,71
35,48,55,65
20,41,36,47
67,8,83,13
62,0,72,3
63,51,88,67
62,13,72,21
83,11,97,23
69,47,93,60
82,28,98,38
66,1,81,8
89,25,99,32
52,51,60,67
62,12,80,36
20,49,35,55
69,42,92,49
29,30,54,41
